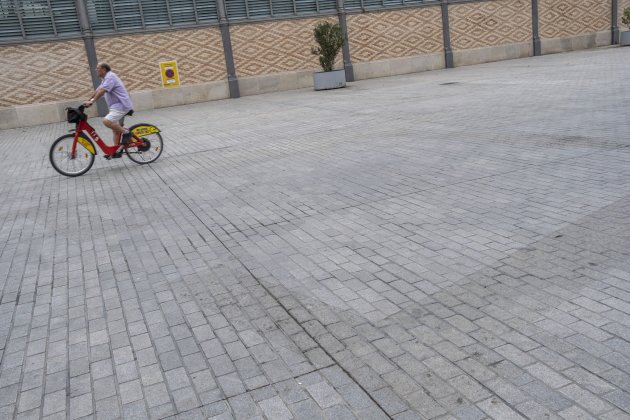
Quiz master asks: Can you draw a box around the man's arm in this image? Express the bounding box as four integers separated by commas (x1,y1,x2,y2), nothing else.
84,88,107,107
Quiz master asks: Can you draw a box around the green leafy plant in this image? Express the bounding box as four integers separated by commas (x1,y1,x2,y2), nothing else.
311,21,344,72
623,7,630,29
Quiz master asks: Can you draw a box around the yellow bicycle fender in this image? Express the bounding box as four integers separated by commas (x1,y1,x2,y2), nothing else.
132,125,160,136
77,136,95,154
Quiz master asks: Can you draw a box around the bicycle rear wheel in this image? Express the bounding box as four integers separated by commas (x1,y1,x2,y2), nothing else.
125,124,163,164
50,134,95,177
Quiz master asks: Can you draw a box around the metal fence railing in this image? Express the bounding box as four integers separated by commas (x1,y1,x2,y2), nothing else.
0,0,432,42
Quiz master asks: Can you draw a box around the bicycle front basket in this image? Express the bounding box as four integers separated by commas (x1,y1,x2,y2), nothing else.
67,108,86,123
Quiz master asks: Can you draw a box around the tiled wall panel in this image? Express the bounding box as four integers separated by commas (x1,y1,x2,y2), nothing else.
450,0,532,50
539,0,610,38
95,28,226,91
347,7,443,63
0,41,92,107
230,18,329,77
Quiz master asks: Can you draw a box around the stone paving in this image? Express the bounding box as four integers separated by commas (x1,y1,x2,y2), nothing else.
1,46,630,419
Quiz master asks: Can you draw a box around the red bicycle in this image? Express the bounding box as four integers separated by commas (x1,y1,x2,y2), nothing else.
49,105,163,177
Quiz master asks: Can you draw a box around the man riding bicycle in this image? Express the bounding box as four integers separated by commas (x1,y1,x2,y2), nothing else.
84,63,133,158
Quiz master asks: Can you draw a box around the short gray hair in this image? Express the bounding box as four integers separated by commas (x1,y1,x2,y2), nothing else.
97,62,111,72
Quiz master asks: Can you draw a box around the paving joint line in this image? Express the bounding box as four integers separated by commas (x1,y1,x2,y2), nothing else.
147,163,396,418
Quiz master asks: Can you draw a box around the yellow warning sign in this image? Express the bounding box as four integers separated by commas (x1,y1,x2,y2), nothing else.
159,61,180,88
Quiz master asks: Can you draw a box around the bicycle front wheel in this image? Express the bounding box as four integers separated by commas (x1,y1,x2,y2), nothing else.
50,134,95,177
126,124,163,164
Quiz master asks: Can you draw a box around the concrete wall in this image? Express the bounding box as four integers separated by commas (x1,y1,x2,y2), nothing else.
347,7,444,79
95,28,229,110
539,0,611,53
449,0,533,66
230,18,329,95
1,0,622,129
0,40,93,108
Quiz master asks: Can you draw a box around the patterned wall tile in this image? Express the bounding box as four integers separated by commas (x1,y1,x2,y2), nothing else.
619,0,630,29
95,27,226,91
0,41,93,107
347,7,443,63
449,0,532,50
539,0,610,39
230,18,327,77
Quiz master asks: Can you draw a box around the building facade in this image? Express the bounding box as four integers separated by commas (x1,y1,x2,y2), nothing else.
0,0,626,128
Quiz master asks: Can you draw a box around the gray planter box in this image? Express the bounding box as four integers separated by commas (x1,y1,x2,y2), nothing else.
313,69,346,91
621,31,630,46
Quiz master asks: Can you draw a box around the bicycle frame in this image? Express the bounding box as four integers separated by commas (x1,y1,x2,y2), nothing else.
71,118,143,157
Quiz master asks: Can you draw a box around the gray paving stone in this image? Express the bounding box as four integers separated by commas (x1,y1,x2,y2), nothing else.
43,390,66,416
274,379,309,405
227,394,260,418
258,395,294,420
477,397,524,419
149,403,175,419
119,379,143,404
42,369,64,392
603,389,630,413
122,400,149,419
0,384,19,407
69,393,93,419
95,396,122,420
289,398,325,420
20,370,44,392
93,376,117,401
17,386,42,412
521,380,573,412
250,384,278,402
172,386,201,412
525,363,572,389
370,386,407,416
90,359,114,380
515,400,561,420
217,373,246,398
145,382,171,408
165,367,191,390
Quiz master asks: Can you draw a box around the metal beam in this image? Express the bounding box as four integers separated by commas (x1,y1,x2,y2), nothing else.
532,0,541,56
75,0,107,116
441,0,453,68
217,0,240,98
337,0,354,82
612,0,619,45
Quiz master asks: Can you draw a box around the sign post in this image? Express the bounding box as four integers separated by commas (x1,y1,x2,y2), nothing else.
159,61,180,88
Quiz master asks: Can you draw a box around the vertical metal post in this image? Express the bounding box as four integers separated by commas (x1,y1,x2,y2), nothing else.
216,0,240,98
612,0,619,45
440,0,453,68
532,0,541,56
336,0,354,82
75,0,107,116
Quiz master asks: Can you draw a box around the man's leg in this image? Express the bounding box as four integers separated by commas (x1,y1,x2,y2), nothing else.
102,118,125,146
102,110,132,158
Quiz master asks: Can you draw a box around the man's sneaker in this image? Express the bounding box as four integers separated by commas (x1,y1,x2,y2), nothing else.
104,148,123,159
121,131,132,145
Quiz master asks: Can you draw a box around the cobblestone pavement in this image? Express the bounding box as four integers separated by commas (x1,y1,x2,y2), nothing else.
1,46,630,420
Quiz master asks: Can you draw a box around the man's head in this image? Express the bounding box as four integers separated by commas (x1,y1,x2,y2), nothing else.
96,62,111,78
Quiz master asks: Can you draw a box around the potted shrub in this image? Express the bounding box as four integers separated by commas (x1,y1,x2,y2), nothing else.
622,7,630,46
311,21,346,91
